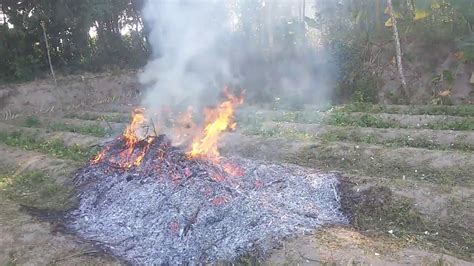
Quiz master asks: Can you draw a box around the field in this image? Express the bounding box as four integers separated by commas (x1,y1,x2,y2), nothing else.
0,75,472,265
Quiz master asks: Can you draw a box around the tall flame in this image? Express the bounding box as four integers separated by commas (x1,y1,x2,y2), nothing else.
118,107,148,168
123,108,146,149
189,88,244,161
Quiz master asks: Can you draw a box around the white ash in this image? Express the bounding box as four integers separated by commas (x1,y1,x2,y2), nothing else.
67,137,347,265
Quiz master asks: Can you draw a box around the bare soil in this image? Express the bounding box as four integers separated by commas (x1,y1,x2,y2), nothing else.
0,74,472,264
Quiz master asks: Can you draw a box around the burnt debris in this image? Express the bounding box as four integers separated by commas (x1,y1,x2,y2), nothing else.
67,135,347,265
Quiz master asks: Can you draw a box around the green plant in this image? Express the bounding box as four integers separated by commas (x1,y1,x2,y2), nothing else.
0,131,99,161
0,171,71,210
24,116,41,127
352,75,378,103
427,118,474,131
325,112,398,128
46,122,111,137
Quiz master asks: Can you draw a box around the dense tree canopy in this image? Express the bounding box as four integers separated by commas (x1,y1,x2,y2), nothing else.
1,0,473,104
0,0,148,81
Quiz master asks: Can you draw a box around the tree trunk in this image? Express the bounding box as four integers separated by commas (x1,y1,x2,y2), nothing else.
41,21,57,85
387,0,408,93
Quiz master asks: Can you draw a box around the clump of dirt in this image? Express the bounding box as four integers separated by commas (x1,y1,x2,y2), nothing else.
339,181,473,260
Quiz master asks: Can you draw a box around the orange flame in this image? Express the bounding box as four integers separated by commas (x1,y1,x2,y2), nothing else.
123,108,146,150
116,107,149,168
189,88,244,161
91,146,109,164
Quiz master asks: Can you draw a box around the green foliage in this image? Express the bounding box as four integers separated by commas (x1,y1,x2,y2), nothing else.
0,171,71,210
65,112,130,123
46,122,110,137
456,35,474,62
314,0,474,103
346,186,473,260
0,0,148,81
340,103,474,117
24,116,41,127
427,118,474,131
0,131,99,161
352,75,378,103
321,130,474,152
326,111,474,130
271,111,324,124
326,113,398,128
22,118,111,137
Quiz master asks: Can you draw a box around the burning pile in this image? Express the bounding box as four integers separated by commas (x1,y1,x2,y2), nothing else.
67,90,347,264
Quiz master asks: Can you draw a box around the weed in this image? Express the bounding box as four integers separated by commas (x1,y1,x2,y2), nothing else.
0,131,99,161
325,113,398,128
23,116,41,127
288,144,472,186
351,75,378,103
65,112,129,123
427,119,474,131
342,186,474,259
0,171,71,210
22,116,112,137
242,123,314,141
271,111,324,124
340,103,474,117
320,131,474,152
47,122,111,137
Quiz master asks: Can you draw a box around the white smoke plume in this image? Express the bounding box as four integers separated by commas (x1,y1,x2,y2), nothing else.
140,1,234,115
140,0,335,116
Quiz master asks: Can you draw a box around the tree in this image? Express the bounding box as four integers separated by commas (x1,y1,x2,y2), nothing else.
387,0,408,93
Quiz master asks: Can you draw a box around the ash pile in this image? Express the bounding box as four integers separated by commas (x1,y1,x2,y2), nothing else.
67,135,347,265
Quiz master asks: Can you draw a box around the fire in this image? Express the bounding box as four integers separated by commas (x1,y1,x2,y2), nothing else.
123,108,146,151
114,108,155,168
89,88,246,177
91,146,108,164
189,88,244,161
132,136,154,167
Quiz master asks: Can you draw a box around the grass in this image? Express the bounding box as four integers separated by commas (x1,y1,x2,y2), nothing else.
239,117,473,152
0,171,71,210
23,116,112,137
342,185,474,260
426,119,474,131
340,103,474,117
46,122,111,137
238,106,474,131
325,112,474,131
65,112,130,123
237,110,325,125
287,143,472,186
241,123,315,141
0,131,100,161
320,130,474,152
325,112,399,128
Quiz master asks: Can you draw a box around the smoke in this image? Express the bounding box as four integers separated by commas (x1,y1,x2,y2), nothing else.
140,0,335,115
140,1,234,114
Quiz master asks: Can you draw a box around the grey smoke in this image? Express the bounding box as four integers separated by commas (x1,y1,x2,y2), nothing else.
140,0,335,115
140,1,233,114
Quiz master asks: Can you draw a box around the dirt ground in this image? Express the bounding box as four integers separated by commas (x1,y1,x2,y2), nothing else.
0,73,472,265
